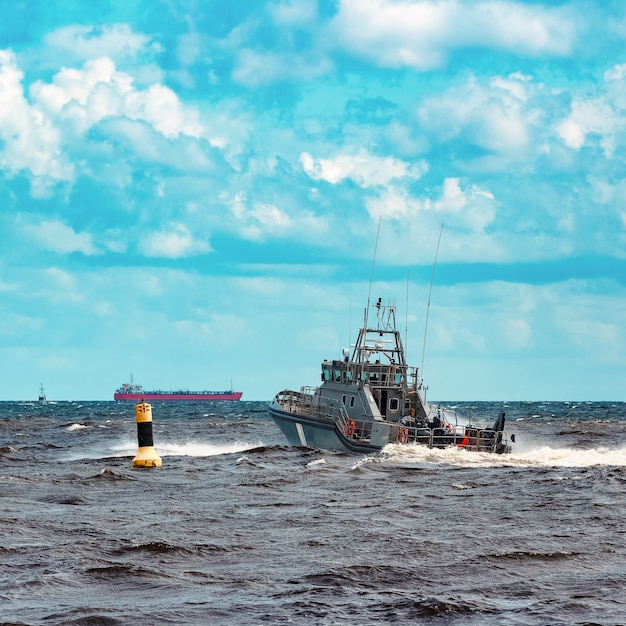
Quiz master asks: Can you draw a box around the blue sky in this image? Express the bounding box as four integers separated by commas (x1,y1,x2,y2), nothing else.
1,0,625,401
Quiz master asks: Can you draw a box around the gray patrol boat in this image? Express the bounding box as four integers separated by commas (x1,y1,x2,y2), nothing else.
269,298,513,454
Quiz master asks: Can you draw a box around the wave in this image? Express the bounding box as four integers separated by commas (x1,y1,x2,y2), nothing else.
377,442,626,468
61,439,266,461
65,423,88,431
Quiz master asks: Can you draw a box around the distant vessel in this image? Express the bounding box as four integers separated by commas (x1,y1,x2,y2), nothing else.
38,383,46,403
269,298,513,454
114,376,242,401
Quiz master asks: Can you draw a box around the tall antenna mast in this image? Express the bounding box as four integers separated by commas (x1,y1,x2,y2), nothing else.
344,297,352,361
405,270,410,354
364,216,382,330
421,220,444,378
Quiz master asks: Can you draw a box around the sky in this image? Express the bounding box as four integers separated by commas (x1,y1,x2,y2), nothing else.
1,0,625,402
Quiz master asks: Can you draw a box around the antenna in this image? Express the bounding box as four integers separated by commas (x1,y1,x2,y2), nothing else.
421,220,444,379
364,216,382,331
349,296,352,353
405,270,410,355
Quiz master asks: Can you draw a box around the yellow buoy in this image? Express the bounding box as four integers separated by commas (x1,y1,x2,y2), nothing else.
132,402,162,468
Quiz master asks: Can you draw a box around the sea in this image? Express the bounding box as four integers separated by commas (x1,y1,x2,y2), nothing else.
1,400,625,626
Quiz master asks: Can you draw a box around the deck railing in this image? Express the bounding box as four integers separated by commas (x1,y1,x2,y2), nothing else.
275,390,505,452
275,389,349,423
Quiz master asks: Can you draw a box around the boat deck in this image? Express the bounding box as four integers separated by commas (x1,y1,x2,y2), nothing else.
273,390,509,453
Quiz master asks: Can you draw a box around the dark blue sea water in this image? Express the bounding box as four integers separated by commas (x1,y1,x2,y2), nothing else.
1,400,625,625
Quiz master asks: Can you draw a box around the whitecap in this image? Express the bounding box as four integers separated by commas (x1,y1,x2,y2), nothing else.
379,441,626,468
306,458,327,468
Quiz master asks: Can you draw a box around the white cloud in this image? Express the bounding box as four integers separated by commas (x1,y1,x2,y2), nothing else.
330,0,576,69
367,177,496,229
22,218,99,255
32,57,129,109
363,178,502,264
42,24,161,64
249,203,292,230
0,49,214,195
605,63,626,82
124,83,204,138
228,191,328,242
561,317,618,349
555,61,626,158
300,150,426,187
270,0,318,25
556,98,620,157
31,57,203,139
173,313,246,347
232,48,331,86
505,319,532,348
0,50,74,190
138,223,211,259
230,192,292,240
44,267,77,290
417,74,533,163
556,118,585,150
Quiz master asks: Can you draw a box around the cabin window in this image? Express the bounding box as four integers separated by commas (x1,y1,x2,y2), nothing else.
350,395,356,408
389,398,399,413
334,369,341,382
342,394,347,405
323,369,331,381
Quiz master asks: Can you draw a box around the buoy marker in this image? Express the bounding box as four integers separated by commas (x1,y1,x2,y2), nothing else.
132,401,162,468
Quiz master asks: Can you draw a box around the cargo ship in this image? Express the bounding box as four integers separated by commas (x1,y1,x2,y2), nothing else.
114,377,242,401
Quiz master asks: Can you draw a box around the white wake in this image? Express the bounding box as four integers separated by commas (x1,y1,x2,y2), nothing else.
378,442,626,468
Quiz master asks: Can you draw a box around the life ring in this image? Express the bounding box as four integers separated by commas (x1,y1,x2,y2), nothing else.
397,427,409,444
344,419,356,436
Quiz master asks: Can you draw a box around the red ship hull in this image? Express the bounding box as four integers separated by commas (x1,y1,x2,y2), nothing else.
114,392,243,401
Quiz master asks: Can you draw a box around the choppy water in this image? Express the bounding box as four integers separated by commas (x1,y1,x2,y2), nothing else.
1,400,625,625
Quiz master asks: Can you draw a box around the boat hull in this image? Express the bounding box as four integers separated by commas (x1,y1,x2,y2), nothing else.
269,403,382,454
114,392,242,401
269,397,510,455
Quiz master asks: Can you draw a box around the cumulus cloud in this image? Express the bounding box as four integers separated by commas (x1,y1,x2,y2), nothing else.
556,98,620,157
300,150,426,187
417,73,533,164
0,48,212,197
138,223,211,258
0,50,74,191
556,65,626,158
31,57,204,138
330,0,576,69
